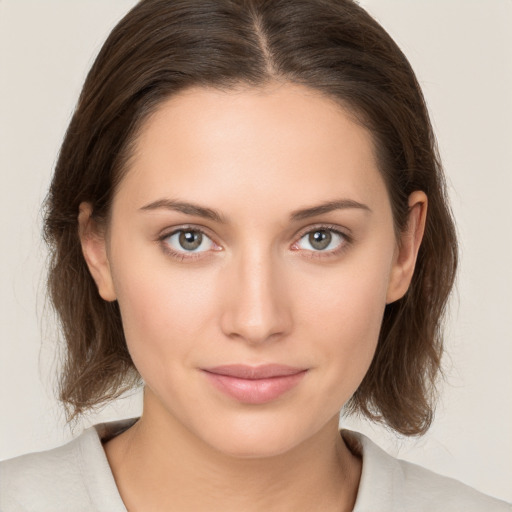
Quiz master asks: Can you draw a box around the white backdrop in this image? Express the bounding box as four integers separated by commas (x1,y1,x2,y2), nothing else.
1,0,511,503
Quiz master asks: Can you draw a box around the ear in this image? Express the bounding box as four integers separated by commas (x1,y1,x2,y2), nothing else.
386,191,428,304
78,202,117,302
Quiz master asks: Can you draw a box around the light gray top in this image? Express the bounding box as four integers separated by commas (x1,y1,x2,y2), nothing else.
1,417,510,511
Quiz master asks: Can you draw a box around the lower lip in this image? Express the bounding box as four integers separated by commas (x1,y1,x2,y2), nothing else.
202,370,307,405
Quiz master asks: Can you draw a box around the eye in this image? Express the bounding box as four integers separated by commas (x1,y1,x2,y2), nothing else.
162,228,217,256
293,226,349,255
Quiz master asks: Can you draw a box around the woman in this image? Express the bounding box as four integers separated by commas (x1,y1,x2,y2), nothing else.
1,0,510,510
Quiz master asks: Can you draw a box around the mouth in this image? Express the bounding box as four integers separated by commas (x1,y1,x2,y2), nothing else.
201,364,308,404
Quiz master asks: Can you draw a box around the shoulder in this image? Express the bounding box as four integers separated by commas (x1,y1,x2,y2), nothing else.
0,434,91,512
0,419,133,512
394,455,511,511
342,430,512,512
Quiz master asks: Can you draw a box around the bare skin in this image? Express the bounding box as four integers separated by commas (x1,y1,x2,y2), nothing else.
104,400,361,511
80,82,427,511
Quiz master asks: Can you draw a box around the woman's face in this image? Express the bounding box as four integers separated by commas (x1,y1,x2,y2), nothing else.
82,82,423,457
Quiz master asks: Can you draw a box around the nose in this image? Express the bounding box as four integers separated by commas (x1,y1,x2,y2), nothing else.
219,246,292,345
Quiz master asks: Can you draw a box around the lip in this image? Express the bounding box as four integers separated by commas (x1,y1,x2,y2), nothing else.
202,364,308,404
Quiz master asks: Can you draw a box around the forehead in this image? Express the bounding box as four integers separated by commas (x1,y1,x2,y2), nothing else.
116,82,389,218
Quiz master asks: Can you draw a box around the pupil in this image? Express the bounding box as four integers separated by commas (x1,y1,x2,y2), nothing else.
179,231,202,250
309,230,331,250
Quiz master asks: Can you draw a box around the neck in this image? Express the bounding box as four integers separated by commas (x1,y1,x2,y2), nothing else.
104,395,361,512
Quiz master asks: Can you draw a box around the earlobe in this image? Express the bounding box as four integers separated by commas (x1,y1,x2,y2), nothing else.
386,191,428,304
78,202,117,302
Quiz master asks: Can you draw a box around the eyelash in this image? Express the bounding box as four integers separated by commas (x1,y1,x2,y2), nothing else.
292,224,351,260
158,224,352,262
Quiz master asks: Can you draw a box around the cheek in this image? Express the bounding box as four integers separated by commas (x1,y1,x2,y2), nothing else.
110,223,394,406
295,253,392,394
111,253,219,380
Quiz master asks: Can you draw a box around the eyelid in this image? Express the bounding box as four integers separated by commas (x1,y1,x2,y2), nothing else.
291,223,352,258
158,225,221,261
157,223,352,261
294,223,352,241
158,224,216,242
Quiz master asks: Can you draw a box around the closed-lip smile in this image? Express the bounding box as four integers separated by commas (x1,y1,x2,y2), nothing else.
201,364,308,404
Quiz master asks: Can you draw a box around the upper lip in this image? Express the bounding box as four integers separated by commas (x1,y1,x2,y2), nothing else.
202,364,307,379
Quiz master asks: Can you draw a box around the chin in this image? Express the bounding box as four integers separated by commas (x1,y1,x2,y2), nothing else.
194,413,323,460
207,433,301,460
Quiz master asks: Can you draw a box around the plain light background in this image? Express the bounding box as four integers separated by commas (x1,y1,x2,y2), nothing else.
1,0,511,503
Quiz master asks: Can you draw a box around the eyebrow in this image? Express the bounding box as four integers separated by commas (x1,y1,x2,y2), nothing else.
140,199,228,223
139,197,371,223
289,198,372,221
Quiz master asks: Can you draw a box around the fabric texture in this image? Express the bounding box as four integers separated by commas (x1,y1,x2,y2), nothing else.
1,417,510,512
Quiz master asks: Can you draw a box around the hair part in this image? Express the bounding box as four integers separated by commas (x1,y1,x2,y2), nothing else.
44,0,457,435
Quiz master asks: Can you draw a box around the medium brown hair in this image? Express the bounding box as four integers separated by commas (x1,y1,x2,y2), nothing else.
44,0,457,435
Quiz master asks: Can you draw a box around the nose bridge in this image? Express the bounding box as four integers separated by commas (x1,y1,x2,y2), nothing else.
220,241,291,344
